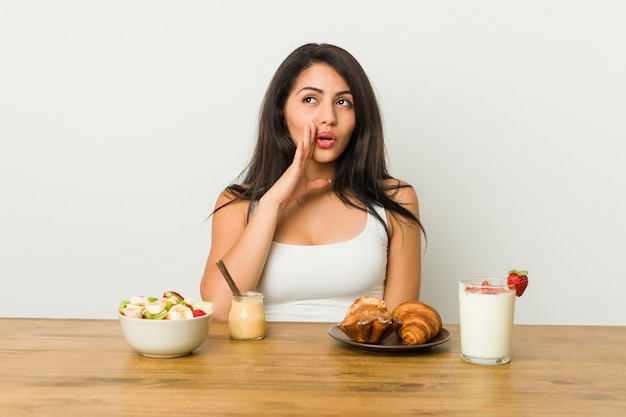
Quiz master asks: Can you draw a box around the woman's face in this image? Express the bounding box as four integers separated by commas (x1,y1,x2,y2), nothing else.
283,63,356,165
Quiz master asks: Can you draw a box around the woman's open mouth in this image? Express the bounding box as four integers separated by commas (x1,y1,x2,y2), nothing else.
316,131,337,149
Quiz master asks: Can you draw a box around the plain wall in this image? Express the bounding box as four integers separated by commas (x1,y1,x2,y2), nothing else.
1,1,625,325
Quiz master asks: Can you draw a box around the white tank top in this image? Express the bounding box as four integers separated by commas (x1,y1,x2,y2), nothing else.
256,205,388,322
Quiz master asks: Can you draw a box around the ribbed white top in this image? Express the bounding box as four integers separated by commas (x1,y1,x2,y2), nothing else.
256,205,388,322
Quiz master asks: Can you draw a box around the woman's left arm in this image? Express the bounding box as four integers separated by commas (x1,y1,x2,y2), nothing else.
383,182,422,312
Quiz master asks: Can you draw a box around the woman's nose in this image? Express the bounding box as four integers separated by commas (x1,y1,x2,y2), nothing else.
317,102,337,126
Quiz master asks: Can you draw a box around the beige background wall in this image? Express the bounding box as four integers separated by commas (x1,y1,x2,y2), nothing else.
2,1,625,324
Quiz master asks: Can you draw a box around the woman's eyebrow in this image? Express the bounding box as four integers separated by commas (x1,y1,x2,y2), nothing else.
296,86,323,95
296,86,353,96
335,89,352,96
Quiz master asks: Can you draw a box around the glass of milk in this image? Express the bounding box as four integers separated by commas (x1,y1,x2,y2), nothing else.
228,291,266,341
458,278,516,365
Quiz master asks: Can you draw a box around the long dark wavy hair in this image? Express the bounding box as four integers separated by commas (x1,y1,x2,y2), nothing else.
217,43,424,240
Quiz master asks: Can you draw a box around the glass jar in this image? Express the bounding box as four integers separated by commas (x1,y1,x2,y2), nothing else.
228,291,266,340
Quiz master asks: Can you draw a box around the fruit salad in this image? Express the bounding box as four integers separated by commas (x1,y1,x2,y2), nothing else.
119,290,213,320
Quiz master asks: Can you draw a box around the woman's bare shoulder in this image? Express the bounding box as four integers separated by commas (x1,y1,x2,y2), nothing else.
382,178,418,206
212,186,251,220
381,178,421,237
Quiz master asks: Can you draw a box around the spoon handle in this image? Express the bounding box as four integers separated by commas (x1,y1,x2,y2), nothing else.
217,260,243,297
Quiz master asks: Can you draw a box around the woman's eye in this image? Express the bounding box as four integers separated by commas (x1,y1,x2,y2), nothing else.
304,96,318,104
337,98,353,107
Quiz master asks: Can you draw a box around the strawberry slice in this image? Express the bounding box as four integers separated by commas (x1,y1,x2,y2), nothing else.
507,269,529,297
192,309,207,317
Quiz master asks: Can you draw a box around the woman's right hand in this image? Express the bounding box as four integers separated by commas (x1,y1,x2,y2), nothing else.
263,122,332,209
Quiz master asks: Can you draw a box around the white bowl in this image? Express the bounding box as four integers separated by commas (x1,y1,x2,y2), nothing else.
118,313,212,358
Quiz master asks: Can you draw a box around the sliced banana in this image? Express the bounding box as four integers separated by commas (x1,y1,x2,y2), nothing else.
167,304,194,320
121,304,143,318
144,301,166,315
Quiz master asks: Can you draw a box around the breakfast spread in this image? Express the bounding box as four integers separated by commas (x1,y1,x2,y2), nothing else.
119,290,213,320
337,296,442,345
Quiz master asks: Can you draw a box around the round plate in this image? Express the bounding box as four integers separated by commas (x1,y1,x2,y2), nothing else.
328,325,451,352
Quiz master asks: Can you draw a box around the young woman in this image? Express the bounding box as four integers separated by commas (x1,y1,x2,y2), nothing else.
200,43,424,322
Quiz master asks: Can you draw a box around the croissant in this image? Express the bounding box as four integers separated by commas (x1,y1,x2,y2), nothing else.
392,301,443,345
337,296,401,343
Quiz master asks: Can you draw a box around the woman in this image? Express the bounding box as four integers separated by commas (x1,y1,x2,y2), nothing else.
200,43,424,322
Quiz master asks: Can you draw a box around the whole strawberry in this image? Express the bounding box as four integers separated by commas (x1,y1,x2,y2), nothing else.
507,269,529,297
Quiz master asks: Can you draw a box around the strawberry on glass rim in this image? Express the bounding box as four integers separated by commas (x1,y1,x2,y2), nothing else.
507,270,529,297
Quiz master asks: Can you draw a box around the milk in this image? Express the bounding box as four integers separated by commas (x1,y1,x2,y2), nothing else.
458,279,516,365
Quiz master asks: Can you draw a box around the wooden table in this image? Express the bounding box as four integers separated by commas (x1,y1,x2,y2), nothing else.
1,319,625,416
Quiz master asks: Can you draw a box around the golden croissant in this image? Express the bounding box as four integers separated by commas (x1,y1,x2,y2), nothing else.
392,301,443,345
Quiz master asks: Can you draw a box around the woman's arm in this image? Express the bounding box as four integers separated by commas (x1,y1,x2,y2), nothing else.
200,123,332,320
200,191,281,320
382,182,422,312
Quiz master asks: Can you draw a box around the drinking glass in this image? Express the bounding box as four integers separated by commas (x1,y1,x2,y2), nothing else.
458,278,516,365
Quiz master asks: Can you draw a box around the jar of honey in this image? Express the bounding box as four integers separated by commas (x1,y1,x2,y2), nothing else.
228,291,266,340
